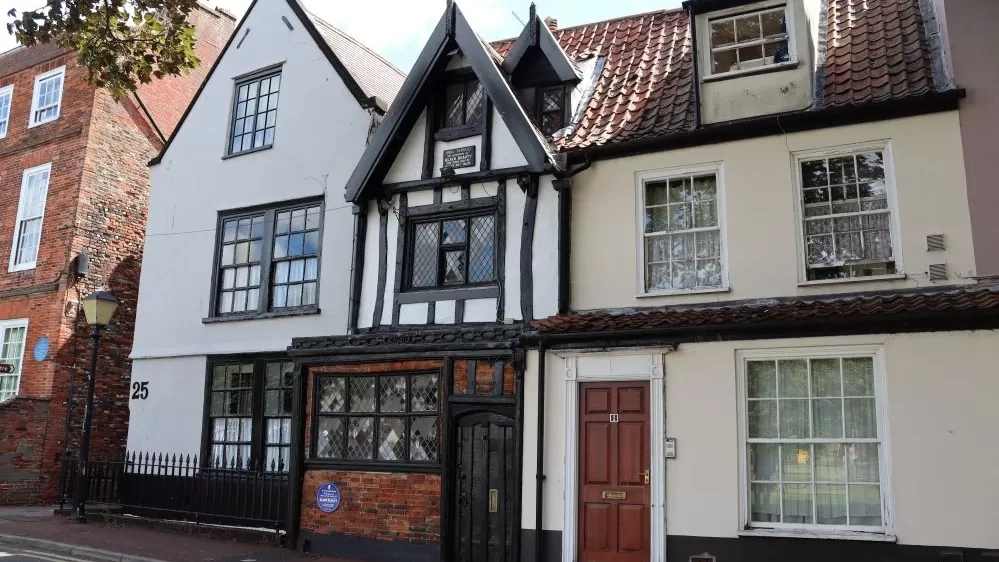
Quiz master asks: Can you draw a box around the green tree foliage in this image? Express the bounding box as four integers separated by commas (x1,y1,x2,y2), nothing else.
7,1,202,100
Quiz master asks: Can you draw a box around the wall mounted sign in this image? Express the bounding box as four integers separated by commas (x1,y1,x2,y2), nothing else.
316,482,341,513
442,145,476,169
0,364,14,374
33,337,49,362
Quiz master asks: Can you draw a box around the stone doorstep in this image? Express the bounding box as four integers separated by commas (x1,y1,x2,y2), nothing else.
95,512,286,548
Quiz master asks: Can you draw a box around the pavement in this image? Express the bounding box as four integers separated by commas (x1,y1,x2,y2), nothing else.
0,508,357,562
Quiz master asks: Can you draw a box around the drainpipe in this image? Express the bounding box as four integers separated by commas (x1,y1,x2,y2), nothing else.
534,341,547,562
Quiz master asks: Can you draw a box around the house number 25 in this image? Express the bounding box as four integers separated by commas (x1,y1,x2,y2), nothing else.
131,382,149,400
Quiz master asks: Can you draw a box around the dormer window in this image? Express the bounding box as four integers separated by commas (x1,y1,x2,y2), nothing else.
438,78,484,138
709,5,790,75
538,86,565,136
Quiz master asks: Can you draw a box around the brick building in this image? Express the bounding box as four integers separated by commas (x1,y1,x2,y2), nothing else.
0,4,234,505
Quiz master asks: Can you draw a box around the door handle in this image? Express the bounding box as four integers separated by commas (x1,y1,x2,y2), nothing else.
641,469,649,484
489,489,499,513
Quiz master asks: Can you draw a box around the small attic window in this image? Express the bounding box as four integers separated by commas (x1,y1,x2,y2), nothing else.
437,77,484,140
709,5,790,75
538,86,565,137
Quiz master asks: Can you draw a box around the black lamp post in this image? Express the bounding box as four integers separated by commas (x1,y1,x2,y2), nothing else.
71,289,120,523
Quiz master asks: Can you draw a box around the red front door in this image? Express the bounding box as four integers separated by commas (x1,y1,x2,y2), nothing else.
578,382,651,562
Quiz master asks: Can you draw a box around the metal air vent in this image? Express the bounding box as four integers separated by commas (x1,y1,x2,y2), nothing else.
928,263,948,281
690,554,716,562
927,234,946,251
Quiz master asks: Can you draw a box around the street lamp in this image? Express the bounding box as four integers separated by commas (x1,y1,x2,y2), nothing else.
71,290,120,523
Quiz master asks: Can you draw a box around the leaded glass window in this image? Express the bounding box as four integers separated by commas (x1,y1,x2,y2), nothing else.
799,150,895,281
213,200,322,317
229,71,280,155
207,358,295,472
744,354,885,530
314,373,440,465
409,214,496,289
709,6,790,75
538,86,565,136
442,79,484,130
643,173,724,292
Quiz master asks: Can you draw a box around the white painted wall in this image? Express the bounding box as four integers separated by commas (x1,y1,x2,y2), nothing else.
133,0,372,360
533,176,560,319
384,110,427,184
571,112,975,311
491,106,529,169
521,331,999,549
505,185,526,321
357,202,380,329
127,356,208,457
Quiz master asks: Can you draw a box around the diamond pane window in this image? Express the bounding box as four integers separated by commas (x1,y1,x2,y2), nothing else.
0,321,28,403
442,79,484,129
799,150,896,281
409,213,496,289
643,173,724,292
744,353,885,531
709,6,790,75
538,86,565,136
314,373,440,464
229,70,280,155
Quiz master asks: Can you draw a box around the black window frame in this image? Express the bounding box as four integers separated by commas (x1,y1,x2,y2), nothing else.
311,372,442,472
225,66,282,158
435,76,485,141
202,356,296,472
537,84,567,137
207,197,324,322
404,208,499,292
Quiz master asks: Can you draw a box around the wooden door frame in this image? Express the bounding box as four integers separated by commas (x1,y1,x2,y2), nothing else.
557,349,671,562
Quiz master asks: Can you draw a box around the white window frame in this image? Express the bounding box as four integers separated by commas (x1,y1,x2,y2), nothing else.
702,0,798,79
792,141,904,286
634,162,730,297
735,345,895,541
9,163,52,272
0,318,29,403
0,84,13,139
28,66,65,128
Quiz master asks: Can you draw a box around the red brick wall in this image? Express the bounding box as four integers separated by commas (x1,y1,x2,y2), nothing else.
0,7,233,504
0,398,50,505
301,470,441,545
302,360,444,545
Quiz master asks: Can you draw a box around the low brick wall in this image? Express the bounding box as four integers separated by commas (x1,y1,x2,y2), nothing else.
301,470,441,545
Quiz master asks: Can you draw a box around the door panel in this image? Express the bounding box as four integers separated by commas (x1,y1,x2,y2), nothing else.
454,412,515,562
579,382,651,562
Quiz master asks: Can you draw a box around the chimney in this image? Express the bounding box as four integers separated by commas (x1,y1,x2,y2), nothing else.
544,16,558,32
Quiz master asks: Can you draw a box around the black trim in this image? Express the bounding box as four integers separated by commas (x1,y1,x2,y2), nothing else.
220,143,273,160
433,187,443,205
501,13,580,83
203,306,319,323
533,342,547,562
480,97,493,171
406,196,496,217
520,177,539,321
554,178,572,314
291,325,523,356
383,166,536,193
495,180,507,322
347,204,367,333
427,300,436,324
460,183,471,200
285,359,307,548
397,286,499,304
579,90,966,163
392,192,409,325
521,529,560,562
149,0,380,166
300,531,439,562
434,123,482,142
454,299,465,323
342,3,557,203
372,205,389,327
422,104,436,181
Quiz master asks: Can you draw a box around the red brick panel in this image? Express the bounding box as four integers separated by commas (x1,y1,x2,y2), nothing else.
0,397,50,505
301,470,441,545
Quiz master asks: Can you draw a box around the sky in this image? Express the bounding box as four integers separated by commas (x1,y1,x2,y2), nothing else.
1,0,683,72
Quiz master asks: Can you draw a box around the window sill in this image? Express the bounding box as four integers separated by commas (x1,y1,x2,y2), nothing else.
397,285,499,304
738,529,896,543
636,286,731,299
222,144,274,160
28,117,59,129
304,459,441,474
8,263,37,273
203,306,320,324
702,60,800,83
434,125,481,142
798,273,906,287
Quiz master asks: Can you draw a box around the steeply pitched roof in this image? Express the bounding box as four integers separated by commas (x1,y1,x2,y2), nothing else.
306,12,405,111
492,0,951,152
532,286,999,336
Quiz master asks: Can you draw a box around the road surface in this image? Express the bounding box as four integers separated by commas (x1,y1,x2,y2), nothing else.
0,547,109,561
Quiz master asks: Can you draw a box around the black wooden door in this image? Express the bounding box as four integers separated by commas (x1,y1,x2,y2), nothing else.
453,412,516,562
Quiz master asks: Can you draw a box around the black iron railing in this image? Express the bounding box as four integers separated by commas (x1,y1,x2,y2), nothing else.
59,452,289,531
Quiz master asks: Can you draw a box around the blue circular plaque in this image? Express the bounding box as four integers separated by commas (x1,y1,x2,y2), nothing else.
33,337,49,362
316,482,341,513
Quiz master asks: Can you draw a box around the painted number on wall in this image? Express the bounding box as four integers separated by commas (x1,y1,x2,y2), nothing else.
131,381,149,400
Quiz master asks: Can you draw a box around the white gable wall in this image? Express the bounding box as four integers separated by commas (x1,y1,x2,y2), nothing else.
132,0,371,358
